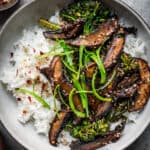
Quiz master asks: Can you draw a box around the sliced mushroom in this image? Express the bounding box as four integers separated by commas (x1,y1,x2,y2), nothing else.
41,56,63,86
130,83,150,111
85,62,97,79
85,27,125,76
50,56,63,84
49,109,71,146
117,73,139,89
130,59,150,111
137,59,150,83
112,84,138,99
104,28,125,69
69,19,119,48
43,20,85,40
95,102,112,119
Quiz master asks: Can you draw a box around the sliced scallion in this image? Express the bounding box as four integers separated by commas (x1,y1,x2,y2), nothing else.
39,19,61,30
17,88,50,109
92,71,112,102
69,88,86,118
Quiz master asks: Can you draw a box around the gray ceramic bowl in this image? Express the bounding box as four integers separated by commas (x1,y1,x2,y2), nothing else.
0,0,150,150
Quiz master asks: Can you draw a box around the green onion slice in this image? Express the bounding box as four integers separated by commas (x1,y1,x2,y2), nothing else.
98,70,116,90
39,19,61,30
17,88,50,109
92,71,112,102
69,88,86,118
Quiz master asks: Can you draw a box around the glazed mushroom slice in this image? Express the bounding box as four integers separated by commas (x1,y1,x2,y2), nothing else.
103,28,125,69
95,102,112,119
137,59,150,83
130,83,150,112
88,94,101,111
40,56,63,86
129,59,150,111
69,19,119,48
43,20,85,40
112,84,138,99
85,62,97,79
49,109,71,146
117,73,139,89
49,56,63,84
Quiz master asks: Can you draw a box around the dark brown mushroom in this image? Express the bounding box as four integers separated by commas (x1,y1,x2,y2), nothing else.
49,56,63,84
95,102,112,119
130,83,150,111
40,56,63,86
130,59,150,111
41,57,84,113
84,27,125,77
43,20,85,40
112,84,138,99
103,28,125,69
117,73,139,89
85,62,97,79
49,109,71,146
69,19,119,48
88,94,101,111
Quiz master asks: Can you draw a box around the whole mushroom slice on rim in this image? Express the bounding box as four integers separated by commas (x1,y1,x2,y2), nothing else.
130,59,150,111
68,19,119,48
49,109,72,146
43,20,85,40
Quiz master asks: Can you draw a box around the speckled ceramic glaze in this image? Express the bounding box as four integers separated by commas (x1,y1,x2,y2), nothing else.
0,0,149,150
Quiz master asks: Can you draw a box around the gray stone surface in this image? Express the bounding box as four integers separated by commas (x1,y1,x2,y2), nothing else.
0,0,150,149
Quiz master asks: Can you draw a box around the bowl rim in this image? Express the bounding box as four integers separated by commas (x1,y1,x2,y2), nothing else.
0,0,150,150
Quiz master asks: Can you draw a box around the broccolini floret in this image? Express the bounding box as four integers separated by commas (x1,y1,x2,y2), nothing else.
65,119,109,142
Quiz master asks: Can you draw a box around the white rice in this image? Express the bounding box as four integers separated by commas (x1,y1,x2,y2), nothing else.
0,11,148,145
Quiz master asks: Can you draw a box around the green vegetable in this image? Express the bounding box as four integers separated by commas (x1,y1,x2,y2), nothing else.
98,70,116,90
58,40,74,67
39,19,61,30
65,119,109,142
57,85,69,108
62,60,78,74
61,14,76,22
90,48,106,84
69,88,86,118
121,53,138,72
39,18,61,30
92,71,112,102
83,1,100,34
77,45,84,79
60,0,111,33
17,88,50,109
80,74,89,117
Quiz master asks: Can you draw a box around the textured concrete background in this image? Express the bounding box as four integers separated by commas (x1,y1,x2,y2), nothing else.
0,0,150,149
